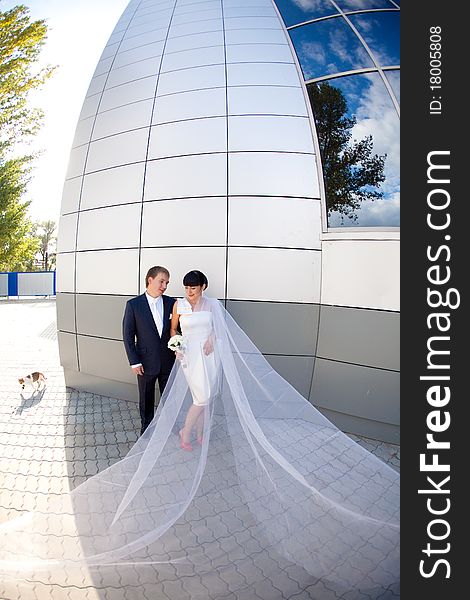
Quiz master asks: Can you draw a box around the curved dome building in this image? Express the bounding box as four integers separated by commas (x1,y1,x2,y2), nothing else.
56,0,400,443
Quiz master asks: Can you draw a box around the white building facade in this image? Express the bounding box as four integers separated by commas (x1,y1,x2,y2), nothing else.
56,0,400,443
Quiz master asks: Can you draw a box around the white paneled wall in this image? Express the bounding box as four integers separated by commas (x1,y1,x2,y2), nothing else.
228,197,321,250
227,85,308,116
148,116,227,157
105,56,161,88
85,128,149,173
142,198,227,247
226,62,300,86
225,43,292,63
72,117,95,148
91,99,154,140
227,247,321,303
57,0,326,384
228,115,314,153
77,204,142,250
321,240,400,311
165,31,225,53
228,153,319,197
60,177,82,214
79,93,101,120
54,0,400,447
112,41,165,69
65,145,88,179
80,163,145,209
76,250,140,295
152,87,226,123
99,77,156,112
55,253,75,293
144,153,227,199
160,46,225,72
157,63,226,94
59,0,322,300
57,213,78,253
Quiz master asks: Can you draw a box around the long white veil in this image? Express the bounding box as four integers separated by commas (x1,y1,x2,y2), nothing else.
0,297,399,598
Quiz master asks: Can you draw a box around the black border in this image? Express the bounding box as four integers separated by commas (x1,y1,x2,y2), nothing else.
401,1,465,597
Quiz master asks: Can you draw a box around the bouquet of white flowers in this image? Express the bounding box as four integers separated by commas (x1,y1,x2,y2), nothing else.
168,334,186,352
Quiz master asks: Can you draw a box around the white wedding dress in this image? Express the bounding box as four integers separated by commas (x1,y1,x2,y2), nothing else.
178,298,219,407
0,296,399,599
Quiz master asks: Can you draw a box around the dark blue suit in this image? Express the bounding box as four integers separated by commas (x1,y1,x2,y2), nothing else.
122,293,176,433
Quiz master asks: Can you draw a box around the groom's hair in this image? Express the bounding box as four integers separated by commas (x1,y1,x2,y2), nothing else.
145,266,170,287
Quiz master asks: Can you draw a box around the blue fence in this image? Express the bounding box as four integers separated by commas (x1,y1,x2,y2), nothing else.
0,271,56,297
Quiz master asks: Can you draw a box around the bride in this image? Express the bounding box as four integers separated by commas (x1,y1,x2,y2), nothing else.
170,270,220,451
0,270,399,599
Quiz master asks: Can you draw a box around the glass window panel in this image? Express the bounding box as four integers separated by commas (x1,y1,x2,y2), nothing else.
307,73,399,227
384,69,400,103
336,0,394,10
348,11,400,66
290,17,374,80
274,0,339,28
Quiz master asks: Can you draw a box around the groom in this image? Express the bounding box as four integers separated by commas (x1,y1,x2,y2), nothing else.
122,266,176,435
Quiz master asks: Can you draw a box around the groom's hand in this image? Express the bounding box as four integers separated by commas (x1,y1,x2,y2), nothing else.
132,365,144,376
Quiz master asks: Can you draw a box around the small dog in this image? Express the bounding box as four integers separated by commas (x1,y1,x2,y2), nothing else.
18,372,47,392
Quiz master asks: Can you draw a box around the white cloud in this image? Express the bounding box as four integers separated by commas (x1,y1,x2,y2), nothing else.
292,0,328,12
350,14,397,66
328,25,369,71
350,13,375,34
329,192,400,227
356,192,400,227
328,27,352,64
350,74,400,197
299,40,329,70
341,0,382,13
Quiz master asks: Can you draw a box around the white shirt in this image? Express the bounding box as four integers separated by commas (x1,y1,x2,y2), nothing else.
130,293,164,369
146,292,164,336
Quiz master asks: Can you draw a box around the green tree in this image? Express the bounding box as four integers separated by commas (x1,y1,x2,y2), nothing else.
32,218,56,270
0,155,39,271
0,4,54,270
1,4,54,152
307,81,386,221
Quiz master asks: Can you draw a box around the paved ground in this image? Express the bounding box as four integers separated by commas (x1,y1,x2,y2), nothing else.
0,299,399,600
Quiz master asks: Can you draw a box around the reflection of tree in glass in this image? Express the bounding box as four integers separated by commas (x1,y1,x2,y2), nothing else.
307,82,386,221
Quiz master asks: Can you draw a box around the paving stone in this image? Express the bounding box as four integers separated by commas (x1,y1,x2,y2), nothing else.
0,299,399,599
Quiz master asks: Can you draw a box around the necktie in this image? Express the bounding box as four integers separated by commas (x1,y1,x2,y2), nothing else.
152,299,163,337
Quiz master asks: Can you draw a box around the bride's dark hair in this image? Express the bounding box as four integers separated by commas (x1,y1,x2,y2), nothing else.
183,270,208,288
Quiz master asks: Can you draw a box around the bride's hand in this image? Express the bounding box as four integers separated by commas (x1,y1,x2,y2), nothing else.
175,351,184,361
203,338,213,355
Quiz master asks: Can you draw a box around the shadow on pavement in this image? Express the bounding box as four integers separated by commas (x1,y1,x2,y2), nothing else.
13,388,47,415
